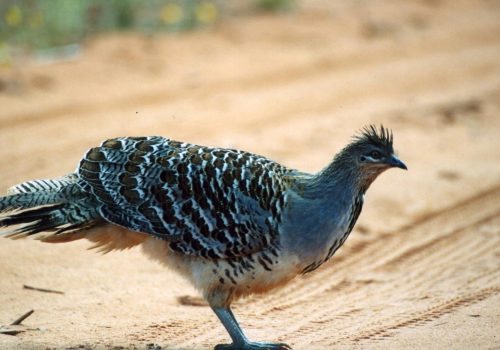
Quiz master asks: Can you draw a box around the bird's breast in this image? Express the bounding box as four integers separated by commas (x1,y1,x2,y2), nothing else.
280,193,363,273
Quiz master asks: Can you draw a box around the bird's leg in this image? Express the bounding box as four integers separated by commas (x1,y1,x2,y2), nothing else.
211,306,248,347
211,306,291,350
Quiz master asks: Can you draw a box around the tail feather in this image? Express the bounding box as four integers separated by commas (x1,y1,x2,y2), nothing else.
0,174,99,239
1,174,146,252
1,174,80,213
7,174,77,195
1,202,98,239
0,192,68,213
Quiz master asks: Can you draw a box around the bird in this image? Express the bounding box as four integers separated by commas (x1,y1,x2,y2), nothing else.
0,125,406,350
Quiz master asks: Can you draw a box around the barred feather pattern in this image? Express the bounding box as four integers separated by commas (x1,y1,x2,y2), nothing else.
7,174,78,195
77,136,293,260
0,174,83,214
0,174,99,238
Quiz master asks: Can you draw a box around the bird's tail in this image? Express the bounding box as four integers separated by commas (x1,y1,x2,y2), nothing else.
0,174,100,241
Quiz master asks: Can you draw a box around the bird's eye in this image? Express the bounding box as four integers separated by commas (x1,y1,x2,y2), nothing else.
369,151,382,159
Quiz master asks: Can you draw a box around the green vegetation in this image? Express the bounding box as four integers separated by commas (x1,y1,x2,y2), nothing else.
256,0,295,12
0,0,295,65
0,0,221,50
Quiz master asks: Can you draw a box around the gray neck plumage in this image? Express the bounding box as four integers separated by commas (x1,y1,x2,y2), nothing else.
301,150,374,201
283,150,372,268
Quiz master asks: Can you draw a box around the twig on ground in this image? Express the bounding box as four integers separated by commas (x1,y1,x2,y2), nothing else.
0,327,23,336
23,284,64,295
177,295,207,307
11,309,34,326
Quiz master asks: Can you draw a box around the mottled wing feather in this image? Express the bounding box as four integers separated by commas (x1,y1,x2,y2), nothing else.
77,136,290,259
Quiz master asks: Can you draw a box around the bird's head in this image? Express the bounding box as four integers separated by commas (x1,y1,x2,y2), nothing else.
303,125,406,196
336,125,407,190
351,125,407,170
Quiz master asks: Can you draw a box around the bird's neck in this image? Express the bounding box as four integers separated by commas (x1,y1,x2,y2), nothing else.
283,152,368,269
301,153,370,201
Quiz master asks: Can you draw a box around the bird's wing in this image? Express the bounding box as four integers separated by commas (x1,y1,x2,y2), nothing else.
77,136,289,259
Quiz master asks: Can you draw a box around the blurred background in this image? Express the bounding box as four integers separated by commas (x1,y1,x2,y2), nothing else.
0,1,499,349
1,0,293,62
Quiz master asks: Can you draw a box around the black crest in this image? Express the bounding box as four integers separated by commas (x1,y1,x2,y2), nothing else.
354,125,394,150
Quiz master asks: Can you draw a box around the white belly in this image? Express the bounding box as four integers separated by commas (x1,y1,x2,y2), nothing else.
141,237,301,302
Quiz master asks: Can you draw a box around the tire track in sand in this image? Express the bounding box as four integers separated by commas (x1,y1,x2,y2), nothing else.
337,287,499,345
315,216,500,347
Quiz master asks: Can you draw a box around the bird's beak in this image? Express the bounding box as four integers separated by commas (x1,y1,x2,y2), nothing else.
388,155,408,170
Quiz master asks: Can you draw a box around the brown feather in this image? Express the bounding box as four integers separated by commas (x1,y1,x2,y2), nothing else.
39,224,148,253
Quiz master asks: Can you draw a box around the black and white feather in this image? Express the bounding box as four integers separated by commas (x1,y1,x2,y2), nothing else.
77,136,292,259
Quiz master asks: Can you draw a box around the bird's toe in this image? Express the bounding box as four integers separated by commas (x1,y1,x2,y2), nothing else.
214,344,235,350
214,342,291,350
249,342,292,350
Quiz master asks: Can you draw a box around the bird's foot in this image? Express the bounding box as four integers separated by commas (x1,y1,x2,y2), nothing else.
214,341,292,350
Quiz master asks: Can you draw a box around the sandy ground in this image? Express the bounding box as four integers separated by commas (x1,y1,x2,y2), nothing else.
0,0,499,349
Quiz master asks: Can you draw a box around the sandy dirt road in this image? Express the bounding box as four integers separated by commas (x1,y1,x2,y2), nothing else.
0,0,499,349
